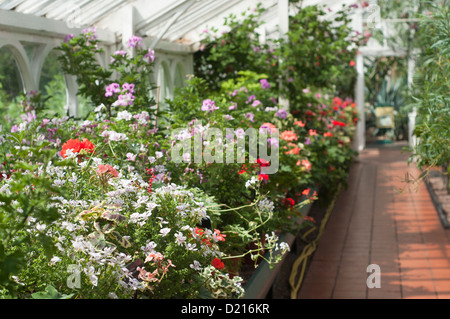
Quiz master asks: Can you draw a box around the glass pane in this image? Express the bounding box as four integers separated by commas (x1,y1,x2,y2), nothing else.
39,49,67,117
174,63,185,89
0,46,24,126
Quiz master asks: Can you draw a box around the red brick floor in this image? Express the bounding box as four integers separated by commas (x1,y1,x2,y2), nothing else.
297,142,450,299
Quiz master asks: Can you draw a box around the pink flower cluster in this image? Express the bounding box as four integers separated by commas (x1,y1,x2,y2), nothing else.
105,82,136,107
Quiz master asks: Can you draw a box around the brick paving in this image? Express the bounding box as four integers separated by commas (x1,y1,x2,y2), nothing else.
297,142,450,299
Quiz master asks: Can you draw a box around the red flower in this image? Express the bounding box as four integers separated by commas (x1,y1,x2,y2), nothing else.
349,60,356,67
304,216,316,223
61,139,82,158
258,174,269,182
80,138,95,152
323,132,333,137
302,188,310,196
61,138,95,158
211,257,225,270
257,158,270,167
332,120,346,127
283,197,295,209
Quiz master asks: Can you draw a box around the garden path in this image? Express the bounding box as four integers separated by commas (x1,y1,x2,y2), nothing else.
297,142,450,299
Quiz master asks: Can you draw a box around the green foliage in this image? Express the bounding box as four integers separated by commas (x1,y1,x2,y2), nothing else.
193,3,274,93
277,4,361,114
56,30,157,119
411,1,450,168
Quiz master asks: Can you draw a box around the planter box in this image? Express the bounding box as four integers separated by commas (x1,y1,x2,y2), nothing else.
243,200,314,299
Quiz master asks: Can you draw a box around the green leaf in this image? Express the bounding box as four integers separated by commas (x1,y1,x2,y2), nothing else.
31,285,74,299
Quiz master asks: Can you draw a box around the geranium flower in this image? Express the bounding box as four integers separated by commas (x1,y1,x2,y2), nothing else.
96,164,119,177
211,257,225,270
283,197,295,209
260,79,271,89
332,120,346,127
257,158,270,167
127,35,142,48
61,138,94,158
275,109,288,119
258,174,269,182
285,146,300,155
201,99,219,112
260,123,278,134
301,159,312,171
323,132,333,137
280,130,298,142
308,129,317,136
293,120,305,127
213,229,226,242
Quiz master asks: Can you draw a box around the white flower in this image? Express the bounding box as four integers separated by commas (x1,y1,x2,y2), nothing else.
160,227,171,237
155,151,163,159
185,243,198,251
116,110,133,121
94,104,105,113
174,232,187,246
258,197,274,212
126,153,136,161
235,128,246,139
190,260,202,271
182,153,191,162
49,256,61,265
245,176,259,189
35,223,46,231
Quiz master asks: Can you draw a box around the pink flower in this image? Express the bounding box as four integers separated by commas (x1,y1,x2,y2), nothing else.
97,164,119,177
260,79,271,89
127,35,142,48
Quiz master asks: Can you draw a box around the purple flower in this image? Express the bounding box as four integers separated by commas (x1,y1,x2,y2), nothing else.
304,137,311,145
105,83,121,97
267,137,279,147
127,35,142,48
223,114,234,120
246,95,256,104
143,49,155,63
64,34,74,43
122,83,135,93
260,79,271,89
201,99,219,112
245,112,255,122
275,109,288,119
228,103,237,110
251,100,262,107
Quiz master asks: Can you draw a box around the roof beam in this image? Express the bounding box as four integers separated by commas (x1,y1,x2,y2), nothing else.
0,9,116,43
149,0,198,49
135,0,194,34
164,0,242,42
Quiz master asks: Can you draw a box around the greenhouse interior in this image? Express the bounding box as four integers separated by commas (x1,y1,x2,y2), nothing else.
0,0,449,303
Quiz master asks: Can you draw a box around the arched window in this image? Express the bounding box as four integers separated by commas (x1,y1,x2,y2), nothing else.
0,46,25,123
39,49,67,117
157,61,173,110
174,62,185,89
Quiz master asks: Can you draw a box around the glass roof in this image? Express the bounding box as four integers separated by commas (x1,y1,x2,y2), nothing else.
0,0,360,47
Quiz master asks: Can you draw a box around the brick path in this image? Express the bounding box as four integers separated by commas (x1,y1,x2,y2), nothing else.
297,142,450,299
